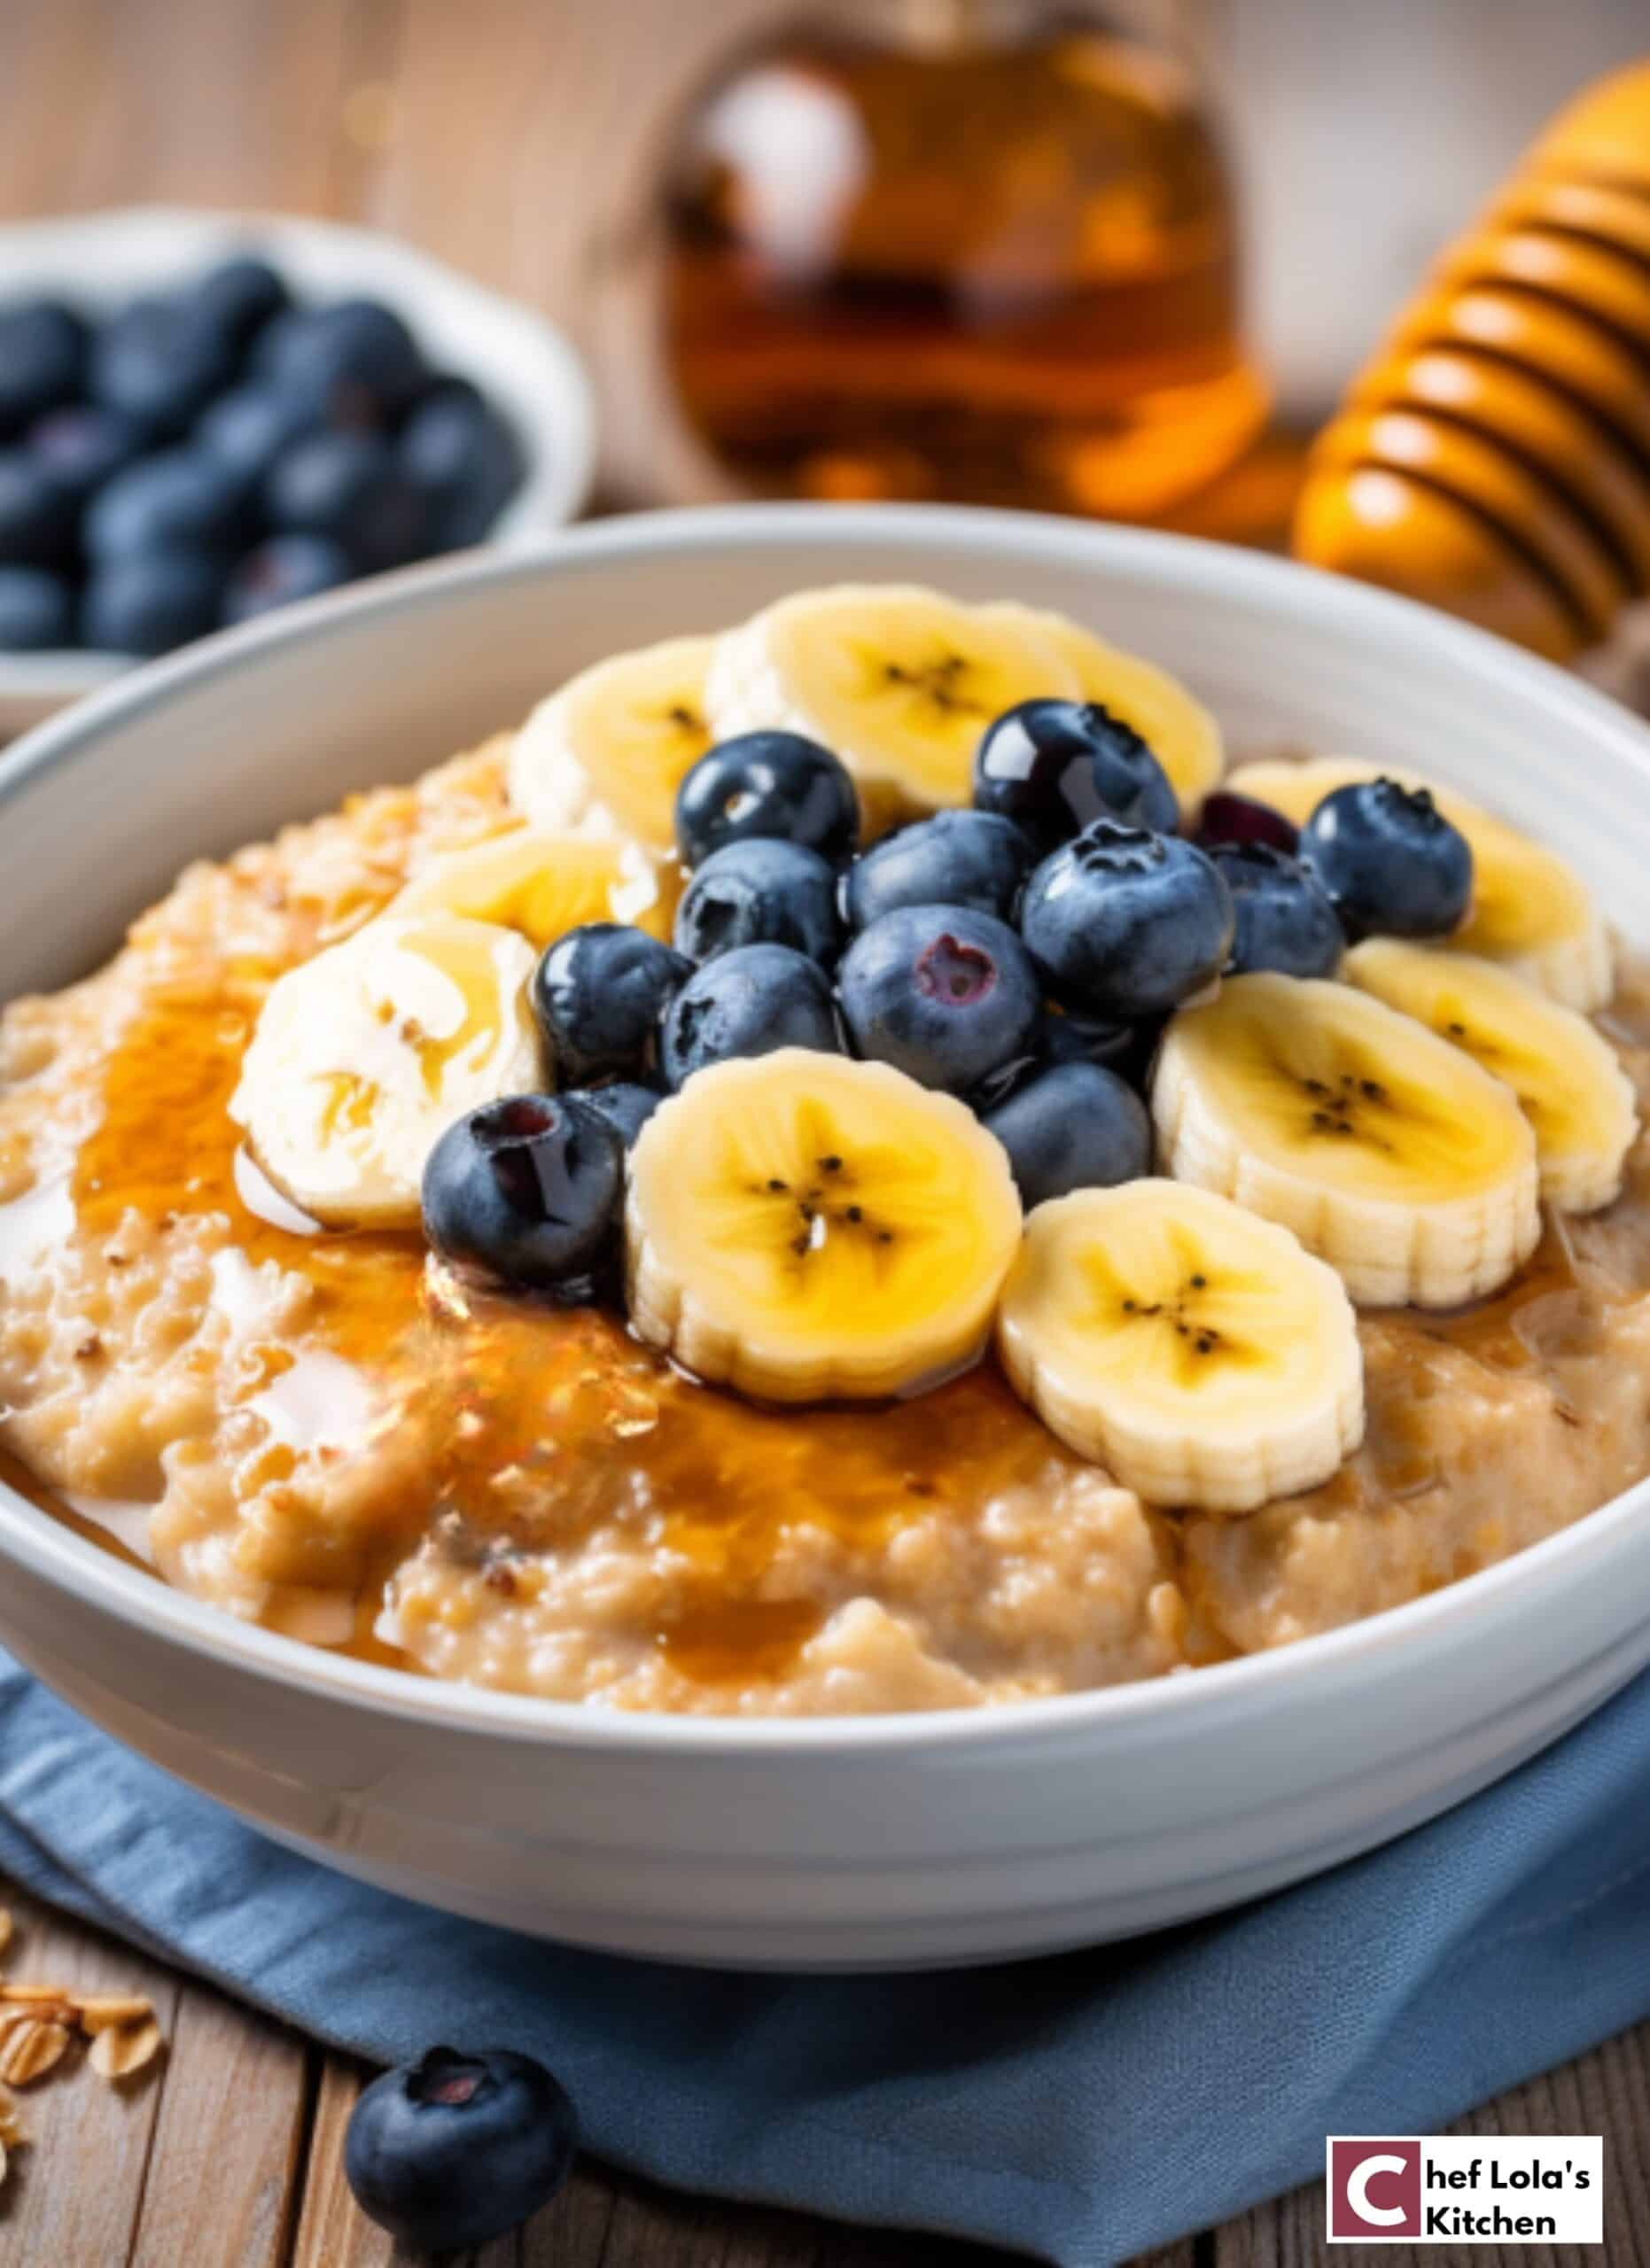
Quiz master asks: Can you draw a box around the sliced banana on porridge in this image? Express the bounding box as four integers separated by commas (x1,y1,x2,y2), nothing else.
705,584,1081,828
508,633,719,850
997,1180,1363,1511
232,913,543,1229
625,1048,1022,1402
977,600,1224,818
1153,972,1541,1307
1343,939,1638,1213
1227,755,1612,1011
389,824,673,943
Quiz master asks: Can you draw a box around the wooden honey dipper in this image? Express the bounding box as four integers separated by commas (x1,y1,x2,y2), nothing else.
1293,61,1650,660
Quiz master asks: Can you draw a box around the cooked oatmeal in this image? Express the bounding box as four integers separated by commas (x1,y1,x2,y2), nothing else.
3,736,1650,1714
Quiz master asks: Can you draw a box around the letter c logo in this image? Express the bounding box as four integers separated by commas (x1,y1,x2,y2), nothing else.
1348,2154,1410,2226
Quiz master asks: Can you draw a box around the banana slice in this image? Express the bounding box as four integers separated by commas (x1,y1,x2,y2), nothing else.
231,914,543,1229
997,1180,1363,1511
1226,756,1612,1011
705,584,1079,830
1344,940,1638,1214
508,633,719,851
1152,972,1540,1308
978,601,1224,818
390,824,673,943
626,1048,1022,1402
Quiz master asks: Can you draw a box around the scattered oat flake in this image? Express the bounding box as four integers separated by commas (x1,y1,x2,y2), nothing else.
0,2089,22,2146
0,1910,12,1959
90,2018,163,2082
74,1996,153,2034
1,1983,76,2005
0,2021,72,2085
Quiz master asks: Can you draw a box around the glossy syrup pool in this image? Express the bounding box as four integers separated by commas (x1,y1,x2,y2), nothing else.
62,961,1110,1686
35,944,1650,1690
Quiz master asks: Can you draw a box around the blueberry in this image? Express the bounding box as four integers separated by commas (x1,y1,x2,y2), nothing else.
837,904,1041,1095
843,809,1029,931
1300,777,1473,941
1042,1006,1164,1092
86,448,244,560
580,1081,661,1147
221,534,353,625
0,300,88,433
1195,788,1299,856
423,1092,623,1293
399,376,524,548
532,922,691,1085
0,451,77,568
345,2044,577,2256
264,431,427,571
1020,822,1234,1021
254,298,426,426
1209,842,1343,979
673,837,842,966
27,404,145,497
196,383,319,487
984,1060,1152,1208
674,730,859,870
661,944,839,1087
191,253,290,353
0,566,74,650
90,296,235,434
975,698,1179,852
82,552,220,656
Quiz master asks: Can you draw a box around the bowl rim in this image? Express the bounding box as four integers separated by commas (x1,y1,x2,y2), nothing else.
0,200,598,691
4,497,1650,1756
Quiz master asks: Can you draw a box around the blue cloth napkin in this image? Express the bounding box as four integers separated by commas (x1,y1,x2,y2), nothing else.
2,1647,1648,2268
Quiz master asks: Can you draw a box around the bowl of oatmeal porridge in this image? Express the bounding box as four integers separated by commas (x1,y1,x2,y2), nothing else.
2,505,1649,1968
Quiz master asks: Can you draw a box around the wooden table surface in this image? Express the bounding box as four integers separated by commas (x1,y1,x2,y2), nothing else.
3,2,1649,2262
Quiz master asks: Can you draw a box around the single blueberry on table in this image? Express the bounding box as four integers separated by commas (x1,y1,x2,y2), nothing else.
984,1060,1153,1208
661,944,840,1088
82,552,220,656
399,376,525,548
1210,842,1344,979
263,430,427,571
190,252,291,353
86,448,244,560
1300,776,1473,941
843,809,1029,931
221,534,353,625
255,297,427,426
579,1080,661,1148
0,450,78,568
673,836,842,966
675,730,859,870
1019,821,1234,1021
90,296,235,434
423,1092,624,1294
345,2044,578,2256
196,383,319,489
0,300,88,433
0,565,74,650
837,903,1042,1097
974,698,1178,852
1195,788,1300,857
27,403,146,497
532,921,691,1086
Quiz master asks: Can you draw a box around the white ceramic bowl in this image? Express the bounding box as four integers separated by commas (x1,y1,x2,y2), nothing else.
0,206,597,736
3,504,1649,1971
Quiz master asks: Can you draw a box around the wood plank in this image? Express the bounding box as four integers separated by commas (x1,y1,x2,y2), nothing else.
0,1876,177,2266
125,1992,311,2268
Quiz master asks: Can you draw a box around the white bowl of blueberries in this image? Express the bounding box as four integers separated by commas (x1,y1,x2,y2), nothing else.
0,206,596,734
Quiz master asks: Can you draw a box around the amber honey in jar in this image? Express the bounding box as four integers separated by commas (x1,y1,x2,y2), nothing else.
658,0,1268,517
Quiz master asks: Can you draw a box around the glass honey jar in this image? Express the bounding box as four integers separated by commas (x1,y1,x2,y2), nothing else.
658,0,1269,518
